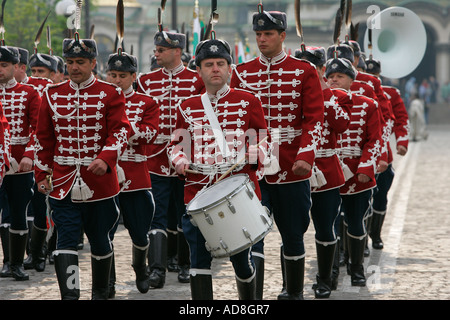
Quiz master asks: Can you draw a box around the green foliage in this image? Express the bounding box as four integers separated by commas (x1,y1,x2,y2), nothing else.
2,0,72,57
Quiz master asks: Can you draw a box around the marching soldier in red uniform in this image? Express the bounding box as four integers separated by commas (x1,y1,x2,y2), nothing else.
136,28,204,288
230,4,324,299
0,45,41,281
34,33,131,299
107,50,159,294
170,35,269,300
326,57,382,287
365,58,410,250
296,46,351,298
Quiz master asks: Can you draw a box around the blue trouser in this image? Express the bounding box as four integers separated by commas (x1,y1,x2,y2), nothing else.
182,213,255,280
28,183,49,230
373,164,395,212
117,190,155,247
311,188,342,243
341,189,374,237
149,174,185,232
49,196,120,256
255,179,311,258
0,173,34,230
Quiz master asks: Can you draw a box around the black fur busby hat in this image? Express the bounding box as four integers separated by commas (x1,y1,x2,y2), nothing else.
327,43,354,63
252,1,286,31
325,57,356,80
17,48,29,65
365,58,381,75
194,38,232,66
252,11,287,31
357,52,367,71
154,31,186,49
344,40,361,57
63,33,98,59
29,53,59,72
107,52,138,73
0,46,20,64
295,46,326,67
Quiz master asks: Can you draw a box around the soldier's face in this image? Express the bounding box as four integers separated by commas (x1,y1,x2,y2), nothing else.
255,30,286,58
66,57,96,84
108,71,136,91
327,73,353,91
0,62,17,83
154,46,177,68
197,58,231,90
31,66,53,80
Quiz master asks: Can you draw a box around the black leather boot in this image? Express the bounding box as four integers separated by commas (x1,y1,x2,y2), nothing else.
0,225,11,278
9,230,29,281
252,253,265,300
331,239,340,290
278,245,287,297
314,241,336,298
190,270,213,300
364,214,372,257
54,250,80,300
277,256,304,300
370,211,386,249
167,230,179,272
148,230,167,288
108,252,116,299
91,253,113,300
348,234,366,286
236,274,257,300
132,244,150,293
24,225,47,272
177,231,190,283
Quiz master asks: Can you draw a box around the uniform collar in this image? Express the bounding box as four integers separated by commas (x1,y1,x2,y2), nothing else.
207,84,230,103
124,86,135,98
259,50,287,66
162,62,185,76
69,74,96,91
0,78,18,89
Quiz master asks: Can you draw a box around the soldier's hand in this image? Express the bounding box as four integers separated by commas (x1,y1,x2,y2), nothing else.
37,179,51,194
18,157,33,172
397,145,407,156
377,160,388,173
175,158,190,176
87,159,108,176
357,173,371,184
292,160,311,176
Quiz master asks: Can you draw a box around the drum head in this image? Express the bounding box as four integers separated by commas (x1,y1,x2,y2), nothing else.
188,174,248,211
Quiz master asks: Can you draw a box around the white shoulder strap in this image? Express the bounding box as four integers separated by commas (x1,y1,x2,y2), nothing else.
201,93,231,158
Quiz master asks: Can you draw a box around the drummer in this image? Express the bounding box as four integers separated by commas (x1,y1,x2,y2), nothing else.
169,34,270,300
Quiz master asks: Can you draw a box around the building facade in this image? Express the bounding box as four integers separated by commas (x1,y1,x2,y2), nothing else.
90,0,449,99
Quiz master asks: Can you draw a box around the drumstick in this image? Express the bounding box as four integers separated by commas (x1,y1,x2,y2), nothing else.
215,136,269,184
184,168,200,174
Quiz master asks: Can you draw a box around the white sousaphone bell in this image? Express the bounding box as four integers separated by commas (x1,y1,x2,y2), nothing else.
364,7,427,79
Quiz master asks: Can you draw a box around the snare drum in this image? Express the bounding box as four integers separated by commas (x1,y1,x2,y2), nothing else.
186,174,273,258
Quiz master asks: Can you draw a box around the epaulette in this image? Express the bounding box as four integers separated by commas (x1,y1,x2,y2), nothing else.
233,87,257,97
46,80,67,89
234,56,257,68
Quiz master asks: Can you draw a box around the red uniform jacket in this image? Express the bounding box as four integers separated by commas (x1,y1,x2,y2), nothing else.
119,88,159,192
338,91,382,194
0,102,10,182
230,51,324,184
169,86,269,204
0,79,41,174
311,88,351,192
34,76,131,202
355,72,395,163
382,85,409,154
25,76,53,96
136,63,205,176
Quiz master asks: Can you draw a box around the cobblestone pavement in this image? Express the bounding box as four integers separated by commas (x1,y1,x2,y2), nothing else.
1,124,449,301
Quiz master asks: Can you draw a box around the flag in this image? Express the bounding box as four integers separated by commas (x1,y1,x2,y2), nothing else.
192,1,201,57
237,40,245,63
